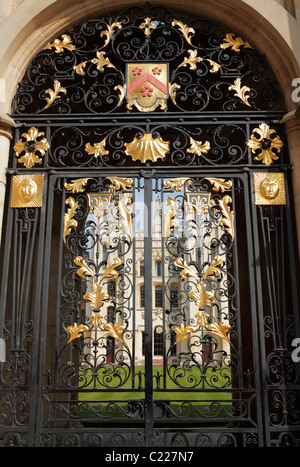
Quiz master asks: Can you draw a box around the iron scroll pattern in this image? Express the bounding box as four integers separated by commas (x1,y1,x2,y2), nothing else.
57,178,135,394
12,5,283,115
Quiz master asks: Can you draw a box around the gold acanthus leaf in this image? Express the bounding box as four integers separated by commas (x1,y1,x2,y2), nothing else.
187,137,210,156
85,138,109,158
178,50,221,73
63,197,79,243
175,258,199,282
114,84,127,107
73,61,87,75
89,312,103,329
100,257,122,281
74,256,95,279
220,33,252,52
179,49,202,70
173,324,196,345
44,80,67,109
207,321,231,344
202,256,223,281
195,309,210,327
103,322,125,343
100,22,122,47
44,34,76,53
67,323,89,343
64,178,91,193
218,195,235,241
228,78,251,107
172,20,195,45
83,282,109,309
205,177,232,192
163,178,190,192
189,281,214,309
106,177,133,191
168,82,181,105
91,51,116,72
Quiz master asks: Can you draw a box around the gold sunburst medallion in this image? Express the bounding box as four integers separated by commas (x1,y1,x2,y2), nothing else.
253,172,286,205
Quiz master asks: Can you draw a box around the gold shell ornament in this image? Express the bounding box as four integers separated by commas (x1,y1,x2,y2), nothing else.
124,134,170,163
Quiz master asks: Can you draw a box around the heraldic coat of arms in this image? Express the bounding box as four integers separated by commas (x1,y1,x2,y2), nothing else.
126,63,168,112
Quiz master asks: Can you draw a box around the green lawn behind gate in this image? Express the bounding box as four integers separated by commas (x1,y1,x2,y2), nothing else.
78,366,233,422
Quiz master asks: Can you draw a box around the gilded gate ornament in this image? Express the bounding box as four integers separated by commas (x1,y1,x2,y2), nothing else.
13,127,50,168
124,134,170,163
126,63,168,112
246,123,284,165
220,33,252,52
253,172,286,205
10,174,44,208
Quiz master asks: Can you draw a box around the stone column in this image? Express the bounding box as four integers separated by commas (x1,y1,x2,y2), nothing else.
281,106,300,258
0,113,16,245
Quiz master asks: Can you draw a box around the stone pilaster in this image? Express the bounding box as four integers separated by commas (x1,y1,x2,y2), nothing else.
0,113,16,245
281,105,300,258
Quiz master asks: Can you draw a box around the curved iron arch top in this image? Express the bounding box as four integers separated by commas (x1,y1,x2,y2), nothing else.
12,4,284,116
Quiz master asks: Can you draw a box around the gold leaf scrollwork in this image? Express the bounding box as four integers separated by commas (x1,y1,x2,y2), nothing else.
74,256,95,279
100,22,122,47
228,78,251,107
172,20,195,45
220,33,252,52
73,61,87,75
67,323,89,343
246,123,283,165
44,34,76,53
44,80,67,109
64,178,91,193
218,195,235,241
106,177,133,191
174,258,199,282
178,50,221,73
202,256,223,281
100,257,122,281
163,178,190,192
187,137,210,156
103,322,125,343
189,281,214,309
114,84,127,107
85,138,109,158
14,127,50,169
179,49,202,70
83,282,109,309
168,82,180,106
205,177,232,192
207,321,231,344
63,197,79,243
91,51,116,72
173,324,196,345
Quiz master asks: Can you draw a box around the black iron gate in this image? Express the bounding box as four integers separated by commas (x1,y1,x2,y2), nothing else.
0,4,300,447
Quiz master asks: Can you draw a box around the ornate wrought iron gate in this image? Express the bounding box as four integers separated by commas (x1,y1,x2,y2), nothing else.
0,4,300,447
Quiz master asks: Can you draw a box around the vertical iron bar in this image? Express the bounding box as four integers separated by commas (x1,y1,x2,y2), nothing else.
144,176,153,447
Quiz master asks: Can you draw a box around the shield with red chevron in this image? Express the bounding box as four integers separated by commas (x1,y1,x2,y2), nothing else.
126,63,168,112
